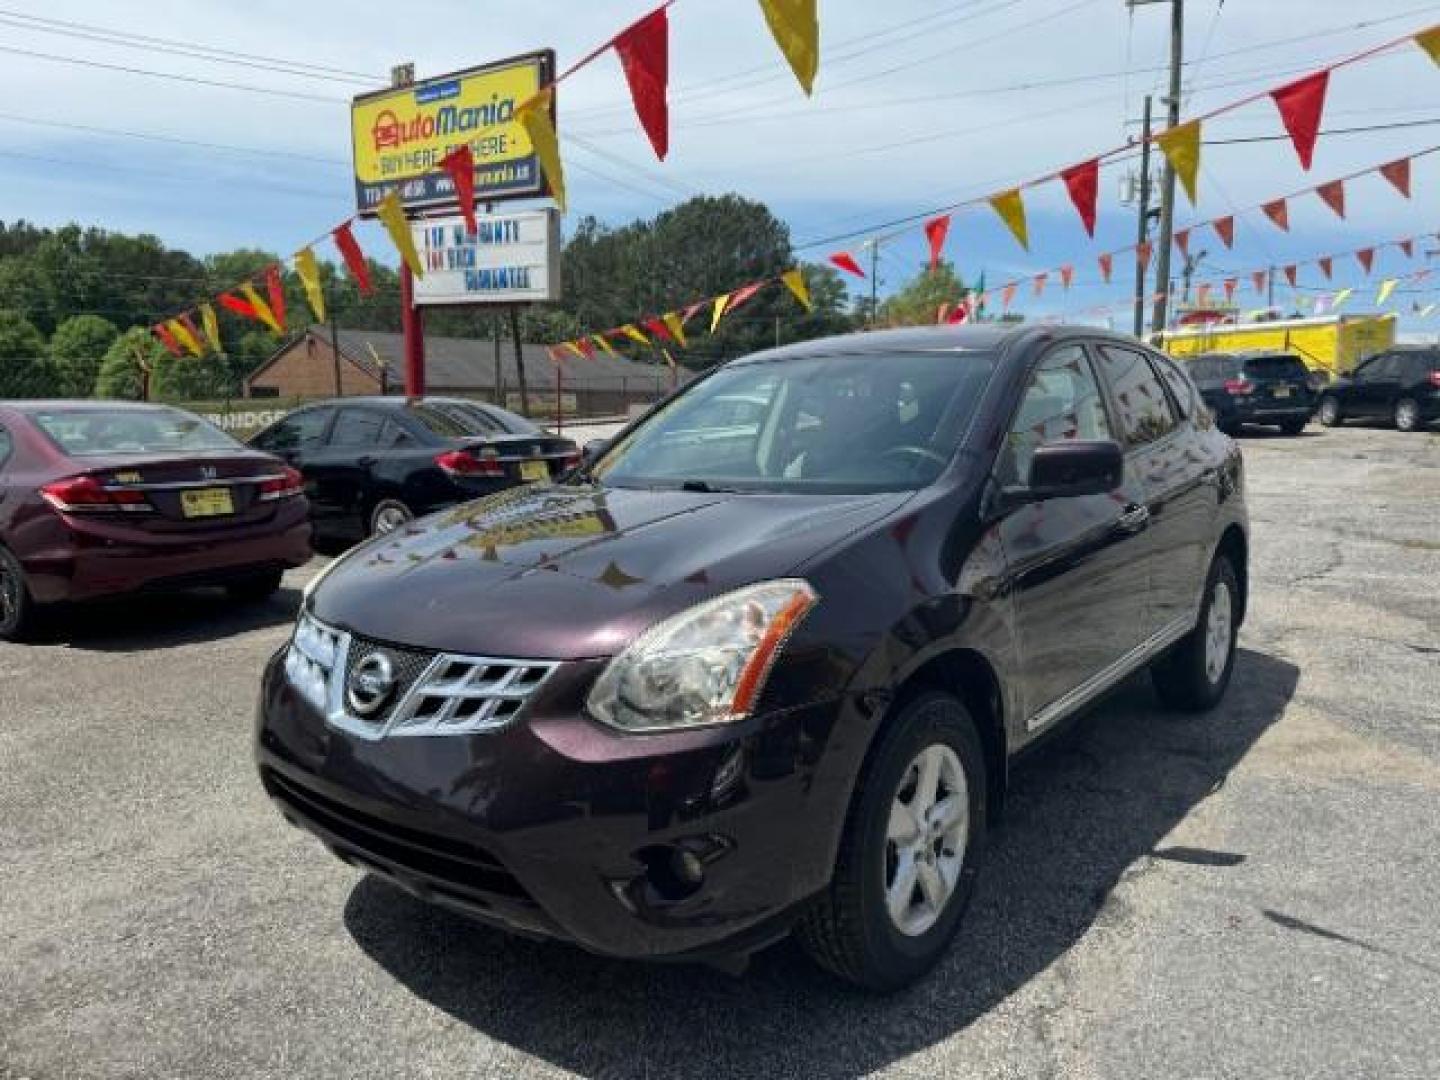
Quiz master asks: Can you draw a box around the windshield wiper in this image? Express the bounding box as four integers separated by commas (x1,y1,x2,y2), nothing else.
679,479,738,493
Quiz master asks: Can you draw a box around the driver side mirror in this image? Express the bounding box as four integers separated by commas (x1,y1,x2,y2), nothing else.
1021,439,1123,501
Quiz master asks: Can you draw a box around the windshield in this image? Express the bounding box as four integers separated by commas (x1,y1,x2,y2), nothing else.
1188,356,1240,381
592,349,998,493
32,407,241,457
1243,355,1308,379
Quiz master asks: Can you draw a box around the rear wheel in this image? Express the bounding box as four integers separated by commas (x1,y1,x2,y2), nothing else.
1151,555,1239,712
796,691,986,991
1278,417,1307,436
369,499,413,537
1394,397,1422,433
226,568,284,604
1318,395,1343,427
0,545,36,642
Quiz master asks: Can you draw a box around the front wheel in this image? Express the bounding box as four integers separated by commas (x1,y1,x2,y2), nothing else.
1278,417,1308,436
369,499,414,537
1394,397,1422,433
796,691,986,991
0,544,36,641
1151,555,1239,712
1318,395,1343,427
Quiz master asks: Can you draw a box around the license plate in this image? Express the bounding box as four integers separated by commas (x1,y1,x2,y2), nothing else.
180,487,234,518
1273,386,1291,398
519,460,548,482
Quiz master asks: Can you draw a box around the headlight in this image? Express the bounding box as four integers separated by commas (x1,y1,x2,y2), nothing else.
587,579,819,733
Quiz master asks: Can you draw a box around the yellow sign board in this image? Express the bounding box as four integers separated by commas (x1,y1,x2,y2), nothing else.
350,51,553,215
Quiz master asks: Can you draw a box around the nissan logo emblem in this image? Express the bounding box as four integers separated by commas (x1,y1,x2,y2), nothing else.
347,652,397,717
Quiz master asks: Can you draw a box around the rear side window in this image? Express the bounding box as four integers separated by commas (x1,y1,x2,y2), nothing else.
330,409,386,448
1244,356,1308,380
404,404,497,438
31,407,240,457
255,409,330,453
1095,345,1178,447
1404,353,1440,378
1153,355,1199,419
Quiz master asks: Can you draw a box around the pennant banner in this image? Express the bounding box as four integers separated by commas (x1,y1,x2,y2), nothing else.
377,191,424,278
620,323,651,347
924,214,951,272
1380,156,1412,197
200,304,221,353
1213,216,1235,249
1318,256,1333,280
240,283,282,335
781,268,812,310
759,0,819,95
439,145,478,235
332,222,373,295
989,188,1029,250
1060,264,1074,289
614,6,670,160
1332,286,1354,309
662,310,688,347
264,263,287,334
1060,158,1099,237
1316,179,1346,219
1157,119,1202,204
171,317,203,358
1098,252,1113,283
294,247,326,323
1175,228,1191,259
1378,277,1399,305
1271,70,1329,170
709,295,729,333
829,251,865,278
153,323,183,358
217,292,256,320
1357,247,1375,275
517,88,566,212
1262,198,1290,232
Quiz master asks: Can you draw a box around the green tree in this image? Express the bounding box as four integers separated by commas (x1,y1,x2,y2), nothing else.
878,261,973,327
48,314,119,396
95,327,163,400
0,309,54,397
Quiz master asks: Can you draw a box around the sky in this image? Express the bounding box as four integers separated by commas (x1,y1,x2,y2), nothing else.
1,0,1438,332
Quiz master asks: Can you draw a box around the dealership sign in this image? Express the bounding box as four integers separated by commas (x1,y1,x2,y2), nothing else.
411,209,560,306
350,51,554,215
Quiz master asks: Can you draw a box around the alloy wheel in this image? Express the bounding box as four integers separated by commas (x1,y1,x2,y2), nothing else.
372,504,412,536
1395,399,1419,432
1319,397,1340,426
1204,578,1233,686
884,743,970,937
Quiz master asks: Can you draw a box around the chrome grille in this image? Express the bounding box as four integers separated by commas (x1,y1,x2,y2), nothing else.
283,611,556,739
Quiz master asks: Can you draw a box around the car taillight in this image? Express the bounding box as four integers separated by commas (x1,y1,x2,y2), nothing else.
1429,369,1440,389
258,466,305,502
39,475,152,514
435,449,503,477
1224,379,1255,396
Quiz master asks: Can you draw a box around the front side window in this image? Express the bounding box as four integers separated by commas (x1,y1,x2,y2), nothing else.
329,409,386,448
31,407,242,457
1095,345,1178,447
592,349,999,493
1000,345,1113,485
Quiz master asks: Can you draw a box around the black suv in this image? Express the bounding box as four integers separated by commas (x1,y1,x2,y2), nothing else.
1186,352,1316,435
257,326,1247,991
1318,348,1440,432
250,397,579,542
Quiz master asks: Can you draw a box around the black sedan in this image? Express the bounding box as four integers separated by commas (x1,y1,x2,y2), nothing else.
258,325,1247,990
249,397,578,542
1184,352,1316,435
1318,347,1440,432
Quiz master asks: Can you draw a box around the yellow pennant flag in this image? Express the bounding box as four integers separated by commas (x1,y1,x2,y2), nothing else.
293,247,326,323
662,312,688,348
593,333,619,358
759,0,819,95
619,324,650,346
710,294,731,333
169,319,203,357
200,304,221,353
1420,302,1438,318
781,268,812,310
517,88,566,212
661,347,678,370
1416,26,1440,65
1156,119,1202,205
376,190,424,278
561,341,586,360
1331,287,1354,309
239,283,283,335
1377,278,1399,305
989,189,1029,250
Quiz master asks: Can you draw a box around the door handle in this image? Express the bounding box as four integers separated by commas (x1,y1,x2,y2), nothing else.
1116,504,1150,532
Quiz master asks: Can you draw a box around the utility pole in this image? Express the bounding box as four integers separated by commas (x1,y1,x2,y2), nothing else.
865,239,881,327
329,284,343,398
1131,0,1185,337
1132,94,1154,338
509,305,530,417
492,314,504,407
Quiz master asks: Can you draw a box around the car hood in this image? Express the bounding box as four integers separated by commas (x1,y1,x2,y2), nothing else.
310,482,912,658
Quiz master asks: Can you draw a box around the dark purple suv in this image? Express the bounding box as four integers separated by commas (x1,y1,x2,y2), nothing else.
256,325,1249,990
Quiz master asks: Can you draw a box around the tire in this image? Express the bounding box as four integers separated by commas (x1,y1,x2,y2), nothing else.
0,544,36,642
1150,554,1240,713
369,499,414,537
226,568,284,603
1318,395,1343,427
796,691,987,992
1394,397,1422,433
1278,418,1307,436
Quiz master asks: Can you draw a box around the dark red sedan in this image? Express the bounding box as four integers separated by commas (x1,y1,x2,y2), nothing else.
0,401,312,640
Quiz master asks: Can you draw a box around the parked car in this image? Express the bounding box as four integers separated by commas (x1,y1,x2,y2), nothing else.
248,397,580,542
0,401,311,641
1185,352,1316,435
256,325,1247,991
1317,347,1440,432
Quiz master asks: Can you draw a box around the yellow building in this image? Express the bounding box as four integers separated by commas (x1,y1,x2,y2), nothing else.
1158,314,1397,379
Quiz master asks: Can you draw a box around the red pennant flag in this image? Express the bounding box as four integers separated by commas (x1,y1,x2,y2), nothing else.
1380,157,1412,198
217,292,256,319
644,316,672,342
1284,265,1298,288
923,214,951,273
1316,179,1345,219
1174,228,1191,259
1197,283,1212,307
1033,272,1048,297
1001,282,1017,310
1318,256,1333,280
576,338,596,360
1136,241,1152,271
153,323,183,357
440,145,478,234
1098,252,1114,283
1262,198,1290,232
1060,158,1099,237
1400,238,1415,259
1252,269,1268,295
1270,70,1329,170
1357,247,1375,275
613,6,669,160
264,264,287,333
947,302,969,325
1060,264,1074,290
1212,216,1235,249
1224,278,1238,302
333,222,374,295
829,252,865,278
725,281,766,315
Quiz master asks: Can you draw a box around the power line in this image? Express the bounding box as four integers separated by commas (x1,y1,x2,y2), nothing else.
0,113,348,166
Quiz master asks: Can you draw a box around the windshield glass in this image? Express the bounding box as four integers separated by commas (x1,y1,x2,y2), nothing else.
32,407,241,457
1243,355,1308,379
1188,356,1239,381
592,349,998,493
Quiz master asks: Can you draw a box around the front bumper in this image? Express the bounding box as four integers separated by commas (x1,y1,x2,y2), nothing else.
255,648,867,960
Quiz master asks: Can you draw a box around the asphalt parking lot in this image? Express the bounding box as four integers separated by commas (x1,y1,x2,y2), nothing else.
3,422,1438,1080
